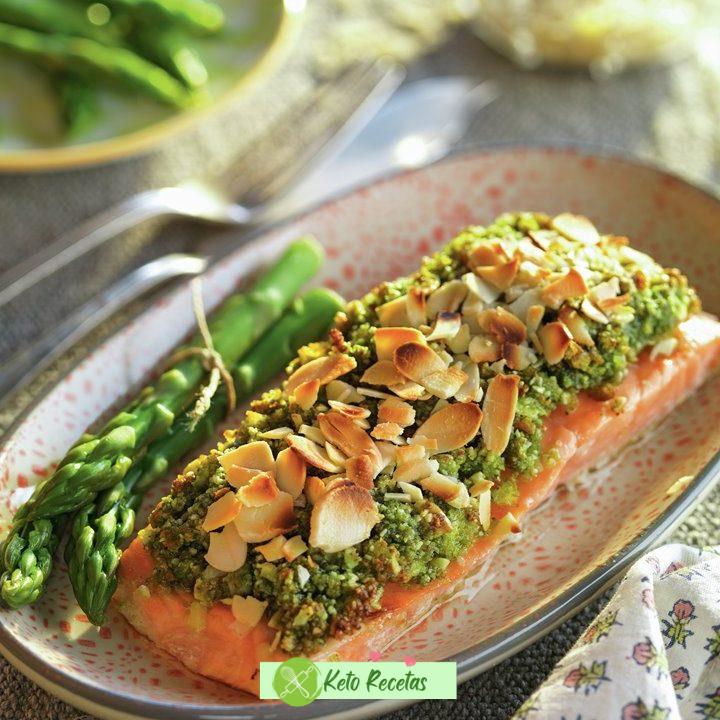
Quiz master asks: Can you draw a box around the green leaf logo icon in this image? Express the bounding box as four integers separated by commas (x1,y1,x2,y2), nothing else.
272,657,322,707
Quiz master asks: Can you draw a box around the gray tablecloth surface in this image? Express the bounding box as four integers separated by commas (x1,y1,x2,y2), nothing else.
1,4,720,719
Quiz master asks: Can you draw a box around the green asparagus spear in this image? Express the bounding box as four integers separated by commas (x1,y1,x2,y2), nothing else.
65,288,344,624
0,238,324,608
57,72,101,137
131,27,208,89
104,0,224,35
0,21,193,108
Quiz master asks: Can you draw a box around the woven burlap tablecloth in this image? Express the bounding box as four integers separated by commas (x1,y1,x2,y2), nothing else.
2,2,720,718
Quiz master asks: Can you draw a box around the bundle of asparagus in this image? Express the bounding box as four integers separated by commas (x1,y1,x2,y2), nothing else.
0,237,344,625
0,0,226,136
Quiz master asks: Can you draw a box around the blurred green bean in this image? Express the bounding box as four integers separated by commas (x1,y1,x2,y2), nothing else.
104,0,224,35
131,27,208,89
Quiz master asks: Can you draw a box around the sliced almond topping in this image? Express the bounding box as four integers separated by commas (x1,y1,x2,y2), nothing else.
375,440,398,471
422,365,468,400
317,412,383,474
396,443,425,464
406,287,427,328
233,491,296,543
508,288,543,323
309,480,380,553
326,380,363,403
305,476,327,505
202,491,241,532
476,257,520,291
231,595,267,632
494,511,521,536
375,327,426,362
468,335,502,363
463,271,501,304
237,472,280,507
541,268,589,309
551,213,600,245
356,386,394,400
378,397,416,427
286,434,342,473
477,488,491,531
528,229,558,250
226,466,262,489
426,280,468,317
286,354,357,394
447,323,471,354
292,380,320,411
469,242,506,267
418,500,453,534
469,475,494,497
420,472,470,508
558,307,594,346
361,360,406,386
393,341,445,381
371,422,403,442
219,441,275,474
385,492,412,502
481,374,520,455
257,426,293,440
425,311,462,342
397,481,423,503
479,307,527,345
205,522,247,573
525,304,545,334
414,402,483,453
327,399,371,420
589,277,620,304
539,322,573,364
297,565,311,587
299,424,326,445
393,457,439,483
597,294,630,313
324,442,347,467
454,361,481,403
502,342,535,371
377,296,410,327
256,535,286,561
408,435,439,453
282,535,308,562
580,298,609,324
345,455,375,490
650,337,679,361
388,379,428,401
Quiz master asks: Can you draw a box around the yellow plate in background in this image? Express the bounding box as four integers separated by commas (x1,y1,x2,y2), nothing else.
0,0,298,172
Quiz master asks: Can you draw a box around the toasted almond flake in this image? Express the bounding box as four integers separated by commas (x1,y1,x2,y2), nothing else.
597,294,630,313
286,435,342,473
283,535,308,562
309,480,380,553
462,271,501,304
447,323,471,354
469,242,506,267
477,489,491,531
406,287,427,327
375,327,426,362
233,491,296,543
650,337,679,361
666,474,693,497
396,444,426,464
418,500,453,534
202,491,241,532
528,229,558,250
494,511,521,536
526,305,545,334
324,442,347,467
408,435,439,452
299,424,326,446
354,417,371,429
508,288,543,323
317,412,383,475
539,322,573,364
286,354,357,394
422,365,468,400
231,596,267,631
426,280,468,317
291,413,303,429
558,307,594,346
385,492,412,502
326,380,363,403
219,442,275,474
377,296,410,327
361,360,406,386
469,474,494,497
255,535,286,561
397,481,424,503
393,457,439,483
420,472,470,508
503,342,535,371
226,465,262,489
297,565,311,587
257,426,293,441
275,447,306,498
345,454,375,489
479,307,527,345
356,387,394,400
476,257,520,291
468,334,502,363
590,277,620,304
378,397,416,427
205,522,248,573
517,237,548,263
393,341,445,380
454,361,481,403
388,379,429,401
371,422,403,442
237,472,279,507
414,402,483,453
540,268,589,309
375,440,398,471
425,311,462,342
305,476,327,505
551,213,600,245
580,298,609,324
292,380,320,411
327,400,371,419
481,374,520,455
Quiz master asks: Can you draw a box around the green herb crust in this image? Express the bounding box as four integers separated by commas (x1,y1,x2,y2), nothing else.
143,212,698,654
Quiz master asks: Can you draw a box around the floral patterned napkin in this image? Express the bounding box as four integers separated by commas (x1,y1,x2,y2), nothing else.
514,544,720,720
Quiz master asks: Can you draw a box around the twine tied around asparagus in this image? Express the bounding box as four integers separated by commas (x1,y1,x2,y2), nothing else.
168,279,236,430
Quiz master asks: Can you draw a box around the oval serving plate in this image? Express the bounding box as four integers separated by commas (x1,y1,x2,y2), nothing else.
0,0,298,172
2,147,720,720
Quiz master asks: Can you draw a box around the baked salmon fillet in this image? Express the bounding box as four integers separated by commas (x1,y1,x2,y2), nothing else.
116,212,720,695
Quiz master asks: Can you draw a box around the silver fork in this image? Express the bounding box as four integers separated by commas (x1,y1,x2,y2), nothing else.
0,59,404,309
